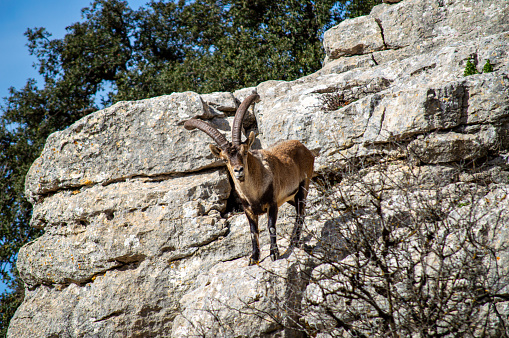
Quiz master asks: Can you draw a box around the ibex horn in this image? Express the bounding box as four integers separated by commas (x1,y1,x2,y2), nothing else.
184,118,230,150
232,94,260,146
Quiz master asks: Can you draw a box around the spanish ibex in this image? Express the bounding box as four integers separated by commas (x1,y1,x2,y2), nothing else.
184,94,314,265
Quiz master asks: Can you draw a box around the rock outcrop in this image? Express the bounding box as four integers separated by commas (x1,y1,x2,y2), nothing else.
8,0,509,337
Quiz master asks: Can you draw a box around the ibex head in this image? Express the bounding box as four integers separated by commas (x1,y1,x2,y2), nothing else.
184,94,259,182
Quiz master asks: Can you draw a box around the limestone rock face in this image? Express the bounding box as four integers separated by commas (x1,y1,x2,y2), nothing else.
8,0,509,337
24,93,229,203
254,0,509,171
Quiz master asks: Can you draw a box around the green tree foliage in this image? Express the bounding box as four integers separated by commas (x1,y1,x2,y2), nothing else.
0,0,381,334
112,0,348,100
344,0,381,17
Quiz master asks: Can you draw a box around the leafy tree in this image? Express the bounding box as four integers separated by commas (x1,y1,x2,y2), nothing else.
0,0,382,335
345,0,382,17
112,0,349,100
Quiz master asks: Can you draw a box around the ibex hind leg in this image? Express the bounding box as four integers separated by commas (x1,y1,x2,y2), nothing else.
291,181,307,247
267,205,280,261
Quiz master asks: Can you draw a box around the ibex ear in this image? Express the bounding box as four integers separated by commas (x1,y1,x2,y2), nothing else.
247,131,256,149
240,131,256,155
209,144,223,159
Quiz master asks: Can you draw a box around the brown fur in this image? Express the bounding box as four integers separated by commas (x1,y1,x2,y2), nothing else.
214,136,314,214
211,132,315,264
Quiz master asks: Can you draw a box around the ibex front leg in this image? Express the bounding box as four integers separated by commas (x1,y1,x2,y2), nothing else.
268,204,280,261
246,210,260,266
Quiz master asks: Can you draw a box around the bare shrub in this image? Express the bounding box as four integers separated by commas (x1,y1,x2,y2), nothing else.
300,159,509,337
179,153,509,337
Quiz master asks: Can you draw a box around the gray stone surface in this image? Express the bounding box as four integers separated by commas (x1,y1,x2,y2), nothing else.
324,0,509,63
323,15,384,59
24,94,228,203
19,169,230,286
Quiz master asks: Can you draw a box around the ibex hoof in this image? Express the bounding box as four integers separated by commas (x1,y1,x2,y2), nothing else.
270,250,280,261
248,258,260,266
290,237,302,248
302,244,313,253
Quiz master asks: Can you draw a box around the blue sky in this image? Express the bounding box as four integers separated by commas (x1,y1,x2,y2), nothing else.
0,0,148,295
0,0,148,102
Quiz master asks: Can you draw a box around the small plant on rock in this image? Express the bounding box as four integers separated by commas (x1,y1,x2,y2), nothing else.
482,59,494,73
464,58,479,76
320,90,351,111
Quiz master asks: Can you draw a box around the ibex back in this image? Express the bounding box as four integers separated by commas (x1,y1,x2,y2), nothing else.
184,94,314,265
